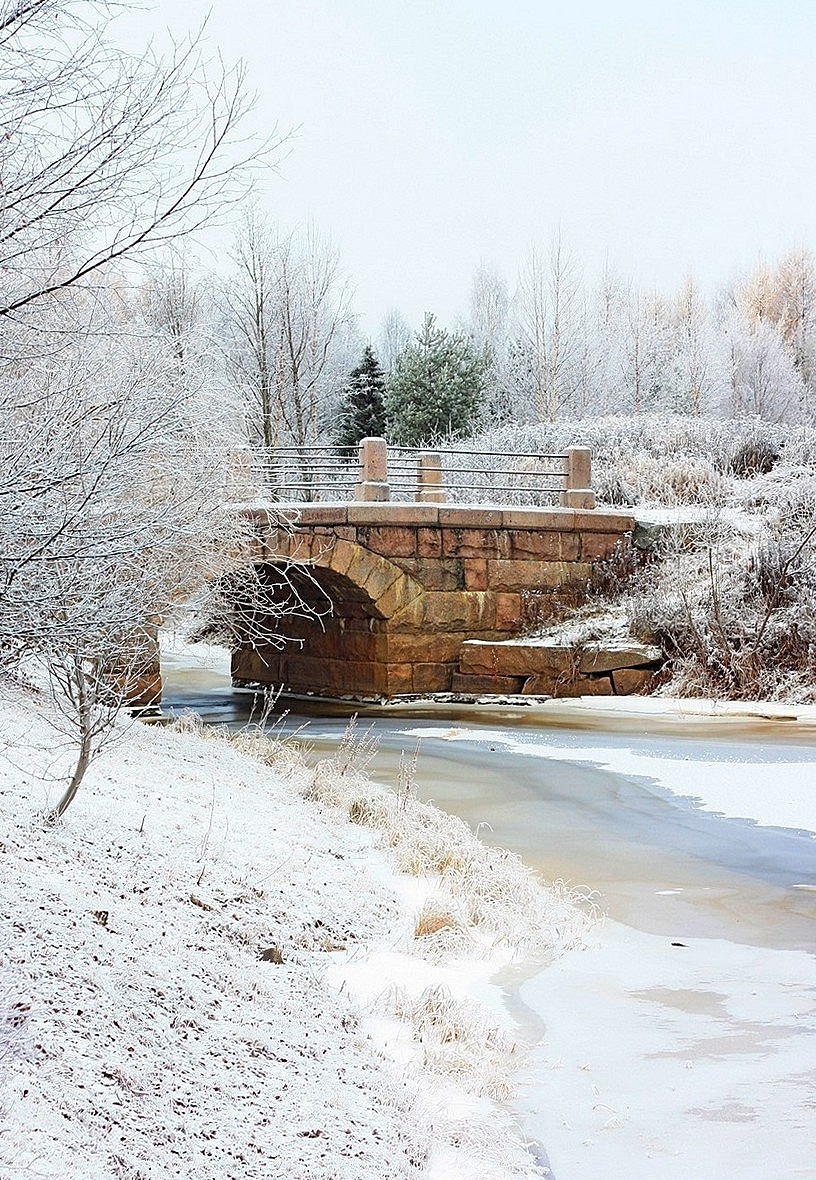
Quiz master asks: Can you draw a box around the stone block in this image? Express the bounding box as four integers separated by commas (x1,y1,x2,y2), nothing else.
459,640,574,676
360,560,402,604
257,526,288,558
574,509,635,532
417,527,443,557
385,663,414,695
344,544,380,592
521,672,559,695
357,525,417,558
328,539,359,578
578,643,663,674
580,531,629,561
348,502,439,525
438,507,503,528
373,574,423,620
287,532,329,563
293,505,349,526
463,559,488,590
442,527,507,559
231,644,282,686
316,631,386,662
411,590,495,632
312,524,355,541
508,529,573,561
412,662,454,693
495,592,524,631
281,654,384,696
451,672,527,695
501,507,575,530
392,556,464,591
386,634,465,665
487,559,591,592
611,666,660,695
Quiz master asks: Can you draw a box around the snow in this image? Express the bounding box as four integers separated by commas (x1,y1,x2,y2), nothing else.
517,920,816,1180
0,682,583,1180
408,695,816,835
4,679,816,1180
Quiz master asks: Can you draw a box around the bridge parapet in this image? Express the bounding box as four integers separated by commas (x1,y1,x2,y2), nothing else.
250,438,596,509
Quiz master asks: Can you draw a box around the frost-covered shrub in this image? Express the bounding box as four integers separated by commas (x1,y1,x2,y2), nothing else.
623,508,816,700
728,426,780,478
462,413,816,510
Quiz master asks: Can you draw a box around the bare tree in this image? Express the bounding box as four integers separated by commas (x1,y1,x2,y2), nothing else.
0,309,272,818
224,211,356,462
667,275,719,416
376,307,412,376
509,233,582,422
721,307,805,421
0,4,304,820
0,0,271,332
469,263,511,418
141,250,209,380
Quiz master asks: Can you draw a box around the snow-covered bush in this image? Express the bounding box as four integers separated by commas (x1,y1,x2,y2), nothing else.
623,504,816,701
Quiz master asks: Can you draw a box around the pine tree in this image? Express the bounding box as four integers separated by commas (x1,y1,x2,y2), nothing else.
335,345,387,449
385,313,485,445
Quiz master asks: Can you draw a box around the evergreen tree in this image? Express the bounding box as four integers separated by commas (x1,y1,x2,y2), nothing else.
335,345,387,449
385,313,486,445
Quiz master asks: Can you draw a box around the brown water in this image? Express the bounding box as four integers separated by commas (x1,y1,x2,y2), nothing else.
162,652,816,954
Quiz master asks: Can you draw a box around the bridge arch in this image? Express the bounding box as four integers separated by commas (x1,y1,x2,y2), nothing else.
231,536,424,698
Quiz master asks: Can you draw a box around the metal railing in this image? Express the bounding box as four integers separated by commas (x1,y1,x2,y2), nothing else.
252,445,359,502
247,438,596,509
390,445,570,506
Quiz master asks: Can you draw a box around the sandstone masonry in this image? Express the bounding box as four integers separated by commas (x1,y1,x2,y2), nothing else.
232,503,637,699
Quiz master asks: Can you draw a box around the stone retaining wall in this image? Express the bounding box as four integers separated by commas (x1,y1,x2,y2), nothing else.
454,638,663,697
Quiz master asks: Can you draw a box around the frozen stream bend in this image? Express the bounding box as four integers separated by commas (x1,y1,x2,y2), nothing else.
163,649,816,1180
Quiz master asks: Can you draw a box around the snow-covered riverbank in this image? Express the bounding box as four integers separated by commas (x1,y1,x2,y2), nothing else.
0,684,588,1179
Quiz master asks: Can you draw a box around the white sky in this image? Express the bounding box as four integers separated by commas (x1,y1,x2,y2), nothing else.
135,0,816,334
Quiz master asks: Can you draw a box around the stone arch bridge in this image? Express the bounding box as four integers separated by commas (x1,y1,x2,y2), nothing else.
233,501,635,698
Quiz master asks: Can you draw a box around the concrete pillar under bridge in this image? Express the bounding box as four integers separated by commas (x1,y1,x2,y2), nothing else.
231,502,635,700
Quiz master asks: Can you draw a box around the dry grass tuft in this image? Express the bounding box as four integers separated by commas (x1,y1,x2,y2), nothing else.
389,984,519,1102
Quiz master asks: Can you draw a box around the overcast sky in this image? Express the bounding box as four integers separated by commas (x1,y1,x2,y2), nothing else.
137,0,816,334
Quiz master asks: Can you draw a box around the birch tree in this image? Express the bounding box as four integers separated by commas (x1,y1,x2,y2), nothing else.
509,234,583,422
225,214,356,454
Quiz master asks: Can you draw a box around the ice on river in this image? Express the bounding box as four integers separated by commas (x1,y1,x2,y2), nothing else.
403,702,816,1180
412,698,816,837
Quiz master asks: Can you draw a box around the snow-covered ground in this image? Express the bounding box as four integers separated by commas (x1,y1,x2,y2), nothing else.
0,682,587,1180
4,675,815,1180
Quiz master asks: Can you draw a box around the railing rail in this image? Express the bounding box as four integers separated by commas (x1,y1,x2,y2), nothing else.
247,438,595,509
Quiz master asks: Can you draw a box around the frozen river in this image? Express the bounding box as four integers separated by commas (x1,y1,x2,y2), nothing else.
162,648,816,1180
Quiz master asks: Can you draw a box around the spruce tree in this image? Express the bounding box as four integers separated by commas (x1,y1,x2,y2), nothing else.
385,313,486,446
335,345,387,449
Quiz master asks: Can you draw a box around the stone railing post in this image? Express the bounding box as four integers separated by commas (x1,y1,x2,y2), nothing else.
560,446,596,509
355,436,390,501
416,451,446,503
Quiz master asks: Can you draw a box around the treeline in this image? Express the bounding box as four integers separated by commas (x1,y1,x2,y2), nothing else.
164,218,816,451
